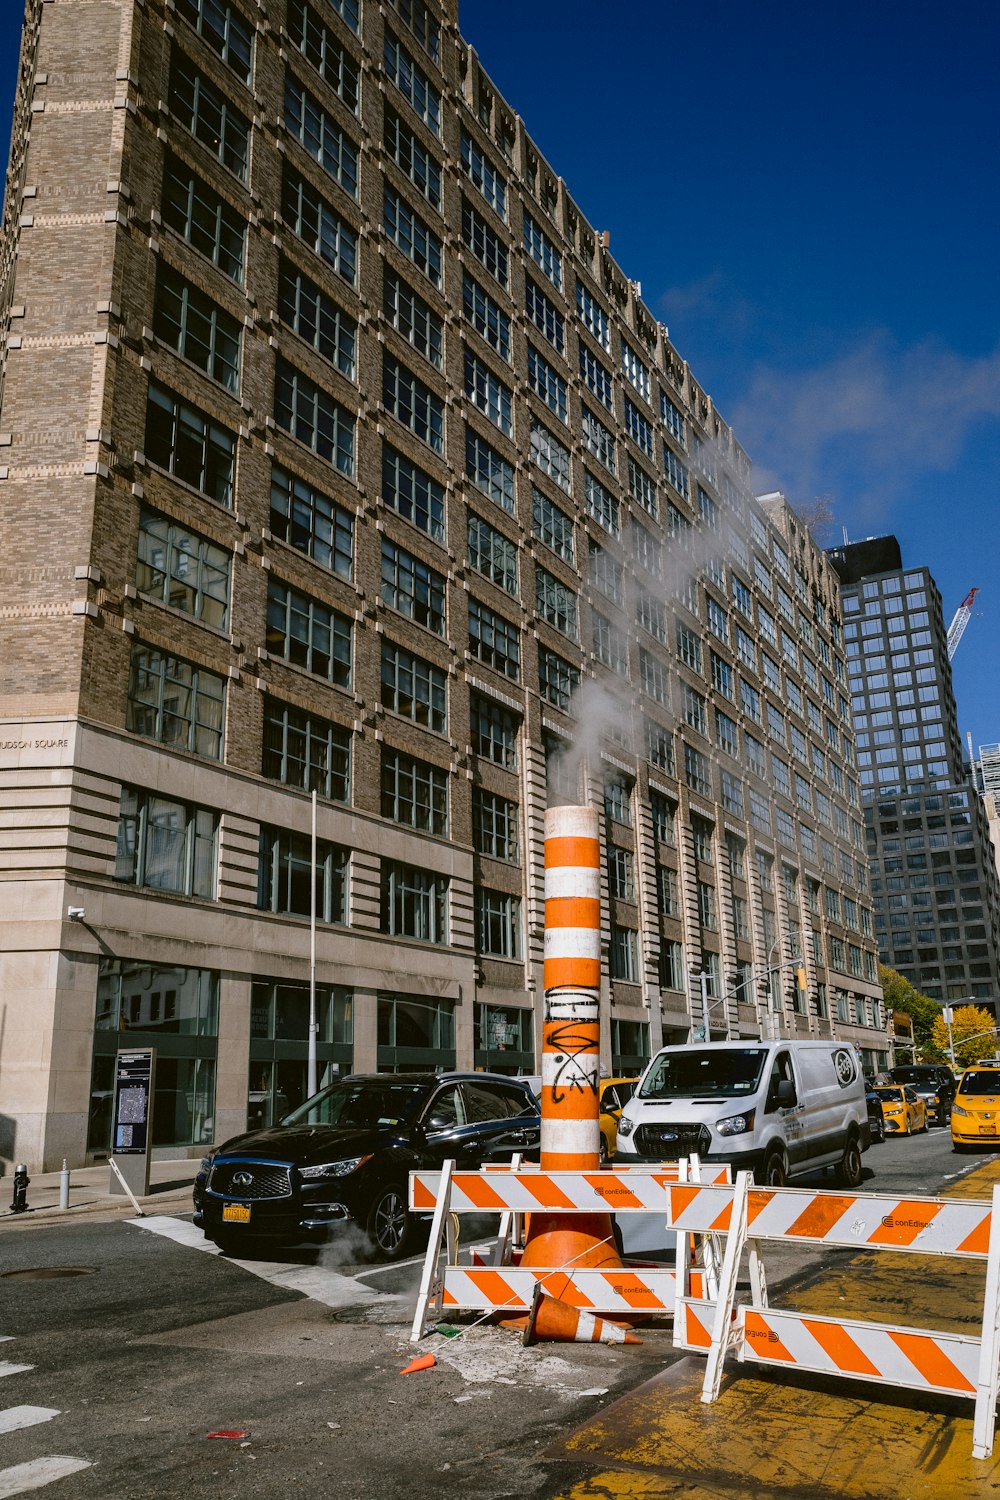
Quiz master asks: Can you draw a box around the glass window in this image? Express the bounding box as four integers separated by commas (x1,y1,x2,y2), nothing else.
468,511,518,594
474,889,522,958
176,0,253,80
382,443,444,541
281,164,356,283
381,860,448,941
463,274,511,362
153,262,241,390
116,785,217,897
284,76,358,196
270,465,353,578
381,747,448,834
162,152,246,280
530,418,572,493
381,537,446,634
168,49,250,179
384,184,442,285
384,103,441,206
471,692,519,769
136,507,230,628
144,381,235,507
127,642,225,759
469,598,520,679
266,577,352,686
262,697,351,801
385,353,445,450
383,31,440,133
380,640,447,731
275,357,355,473
385,267,443,367
259,826,348,922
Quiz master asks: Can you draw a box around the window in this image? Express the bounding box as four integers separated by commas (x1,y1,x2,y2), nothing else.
716,711,739,759
116,785,217,897
711,651,734,700
590,542,624,605
381,747,448,834
281,164,356,284
530,418,572,493
460,129,506,218
657,863,680,916
706,596,728,644
381,860,448,942
636,591,666,642
168,50,250,180
767,703,786,744
662,443,689,499
698,487,719,532
525,278,564,352
473,788,519,861
610,926,640,982
533,488,575,562
683,683,707,735
523,210,562,288
576,279,610,350
721,769,743,815
258,826,347,921
390,0,439,61
144,381,235,507
382,443,444,541
464,349,513,434
639,647,667,704
661,939,685,992
263,697,350,801
697,881,716,930
593,610,628,673
536,565,578,638
275,357,355,473
384,104,441,206
386,268,443,368
684,743,712,797
466,428,514,513
384,185,442,285
676,622,702,673
266,577,352,686
475,888,522,958
384,353,444,450
629,455,657,515
624,396,654,458
584,471,619,535
288,0,359,103
650,791,676,844
646,719,674,772
177,0,253,80
471,692,519,769
137,508,230,628
527,344,568,422
604,776,632,825
127,643,225,759
162,153,246,280
691,815,714,862
579,342,614,409
775,807,795,848
463,274,511,362
620,340,650,401
285,77,358,197
732,576,752,619
279,258,356,377
381,640,447,730
383,32,440,133
462,198,508,287
538,646,579,712
270,467,353,578
381,538,446,634
608,846,636,901
660,392,685,444
581,407,616,473
468,511,518,595
153,262,240,390
745,731,766,778
469,598,520,679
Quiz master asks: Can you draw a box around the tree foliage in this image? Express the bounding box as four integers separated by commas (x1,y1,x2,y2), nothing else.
931,1004,997,1070
880,965,943,1056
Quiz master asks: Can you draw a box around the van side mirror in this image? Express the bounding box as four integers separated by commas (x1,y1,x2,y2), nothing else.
776,1080,796,1108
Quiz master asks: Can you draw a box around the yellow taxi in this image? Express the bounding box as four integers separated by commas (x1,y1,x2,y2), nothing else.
599,1077,638,1162
872,1084,927,1136
952,1061,1000,1152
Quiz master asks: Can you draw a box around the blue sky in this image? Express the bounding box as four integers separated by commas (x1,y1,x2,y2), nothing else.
2,0,997,751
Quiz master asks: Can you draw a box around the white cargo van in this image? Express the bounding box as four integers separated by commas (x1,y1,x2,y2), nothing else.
615,1039,869,1187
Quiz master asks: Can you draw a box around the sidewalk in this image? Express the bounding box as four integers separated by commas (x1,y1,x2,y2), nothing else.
0,1158,201,1229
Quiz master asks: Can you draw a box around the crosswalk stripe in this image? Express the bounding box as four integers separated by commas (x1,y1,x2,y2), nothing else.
0,1367,32,1381
0,1410,60,1437
0,1458,92,1497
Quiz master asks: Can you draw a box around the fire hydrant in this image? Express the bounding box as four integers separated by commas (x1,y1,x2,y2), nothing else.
10,1163,29,1214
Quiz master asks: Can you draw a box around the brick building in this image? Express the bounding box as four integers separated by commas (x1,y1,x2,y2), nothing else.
0,0,886,1170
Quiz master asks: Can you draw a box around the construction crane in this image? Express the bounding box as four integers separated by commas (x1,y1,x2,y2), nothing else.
947,587,979,660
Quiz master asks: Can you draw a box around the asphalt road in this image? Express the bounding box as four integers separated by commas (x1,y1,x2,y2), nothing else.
0,1127,995,1500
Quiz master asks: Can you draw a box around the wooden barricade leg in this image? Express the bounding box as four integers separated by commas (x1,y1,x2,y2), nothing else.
410,1158,455,1344
690,1154,724,1302
972,1182,1000,1459
701,1171,751,1404
491,1154,522,1267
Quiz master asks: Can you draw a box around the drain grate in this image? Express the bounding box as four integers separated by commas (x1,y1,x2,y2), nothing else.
2,1266,98,1281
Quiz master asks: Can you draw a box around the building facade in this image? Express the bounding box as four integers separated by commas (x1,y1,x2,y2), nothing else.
828,537,1000,1012
0,0,885,1170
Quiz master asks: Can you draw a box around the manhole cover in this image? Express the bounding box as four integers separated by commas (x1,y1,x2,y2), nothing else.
2,1266,98,1281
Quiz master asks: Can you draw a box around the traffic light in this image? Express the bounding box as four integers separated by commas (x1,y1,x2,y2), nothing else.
794,966,807,996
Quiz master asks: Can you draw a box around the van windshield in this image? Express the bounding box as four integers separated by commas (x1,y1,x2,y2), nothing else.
639,1048,767,1100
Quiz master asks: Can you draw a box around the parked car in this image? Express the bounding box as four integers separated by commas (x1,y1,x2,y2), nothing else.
598,1077,638,1162
615,1040,869,1187
865,1087,886,1144
889,1064,955,1125
193,1073,540,1261
951,1060,1000,1152
872,1084,927,1135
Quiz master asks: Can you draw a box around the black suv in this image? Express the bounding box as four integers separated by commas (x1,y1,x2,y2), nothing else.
888,1064,956,1125
193,1073,540,1260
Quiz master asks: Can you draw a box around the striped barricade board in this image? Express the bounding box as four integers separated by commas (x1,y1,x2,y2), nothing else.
409,1163,731,1216
436,1264,699,1317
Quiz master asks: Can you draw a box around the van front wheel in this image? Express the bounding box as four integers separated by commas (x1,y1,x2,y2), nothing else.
756,1149,787,1188
835,1136,863,1188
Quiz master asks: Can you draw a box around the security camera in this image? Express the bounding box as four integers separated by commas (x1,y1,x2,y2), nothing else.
67,906,86,921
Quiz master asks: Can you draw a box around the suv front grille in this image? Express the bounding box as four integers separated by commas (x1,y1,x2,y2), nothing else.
636,1123,711,1159
208,1161,292,1200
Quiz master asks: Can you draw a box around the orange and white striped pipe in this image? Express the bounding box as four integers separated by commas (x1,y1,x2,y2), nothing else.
541,804,601,1172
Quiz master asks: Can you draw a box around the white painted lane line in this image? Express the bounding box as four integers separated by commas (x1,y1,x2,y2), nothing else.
0,1367,32,1381
128,1216,388,1309
0,1458,92,1498
0,1410,60,1437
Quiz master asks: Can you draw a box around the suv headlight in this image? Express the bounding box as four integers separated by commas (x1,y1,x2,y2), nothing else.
716,1109,755,1138
617,1115,635,1138
953,1103,968,1118
299,1155,373,1179
199,1154,215,1173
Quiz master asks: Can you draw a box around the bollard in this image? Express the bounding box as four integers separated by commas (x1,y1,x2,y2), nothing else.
10,1162,30,1214
59,1159,71,1210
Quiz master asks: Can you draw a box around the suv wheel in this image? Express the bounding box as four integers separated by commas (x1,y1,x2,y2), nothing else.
367,1183,413,1261
835,1135,863,1188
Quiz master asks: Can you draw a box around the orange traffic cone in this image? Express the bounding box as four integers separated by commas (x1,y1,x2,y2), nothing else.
521,1284,642,1347
399,1352,436,1375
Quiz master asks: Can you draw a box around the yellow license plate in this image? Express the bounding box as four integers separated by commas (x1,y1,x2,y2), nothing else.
979,1126,997,1136
223,1203,251,1222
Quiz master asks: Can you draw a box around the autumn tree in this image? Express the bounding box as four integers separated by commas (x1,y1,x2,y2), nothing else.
880,965,943,1057
931,1004,998,1070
